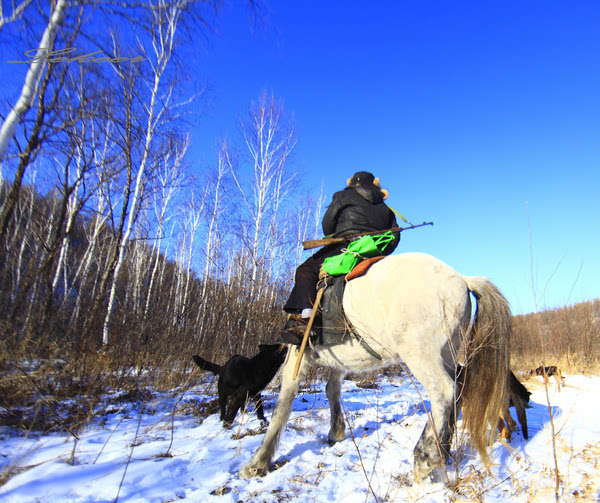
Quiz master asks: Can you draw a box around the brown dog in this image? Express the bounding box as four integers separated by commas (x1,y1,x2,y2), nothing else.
498,370,531,441
530,366,566,389
458,366,531,441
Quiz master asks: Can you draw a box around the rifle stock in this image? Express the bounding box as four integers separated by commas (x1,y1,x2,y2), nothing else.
302,236,345,249
302,222,433,250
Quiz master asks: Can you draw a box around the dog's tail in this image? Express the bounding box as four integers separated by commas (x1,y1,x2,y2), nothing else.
192,355,222,375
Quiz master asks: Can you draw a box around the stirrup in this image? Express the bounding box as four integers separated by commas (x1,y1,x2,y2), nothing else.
278,332,303,345
277,317,315,346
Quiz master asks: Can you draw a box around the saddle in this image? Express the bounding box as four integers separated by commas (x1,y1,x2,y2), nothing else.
316,256,384,359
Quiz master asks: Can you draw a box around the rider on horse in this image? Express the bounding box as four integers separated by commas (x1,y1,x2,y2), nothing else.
280,171,400,345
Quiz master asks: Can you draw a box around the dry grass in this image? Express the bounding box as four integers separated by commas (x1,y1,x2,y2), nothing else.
1,299,598,436
511,299,600,374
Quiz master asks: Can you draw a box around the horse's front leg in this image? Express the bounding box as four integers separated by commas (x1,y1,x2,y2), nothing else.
326,368,346,444
239,347,308,479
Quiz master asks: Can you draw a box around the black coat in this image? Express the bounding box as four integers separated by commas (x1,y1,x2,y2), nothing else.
321,185,400,254
283,183,400,312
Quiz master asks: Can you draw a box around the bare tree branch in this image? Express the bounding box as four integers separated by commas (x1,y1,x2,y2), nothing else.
0,0,33,32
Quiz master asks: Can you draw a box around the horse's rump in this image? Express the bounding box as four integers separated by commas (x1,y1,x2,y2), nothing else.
340,252,472,363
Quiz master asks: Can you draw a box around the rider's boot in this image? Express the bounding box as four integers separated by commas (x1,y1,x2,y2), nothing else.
279,312,316,345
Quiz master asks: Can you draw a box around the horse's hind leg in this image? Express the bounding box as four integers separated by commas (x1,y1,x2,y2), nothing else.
410,362,458,483
413,397,456,483
326,368,346,444
240,347,308,479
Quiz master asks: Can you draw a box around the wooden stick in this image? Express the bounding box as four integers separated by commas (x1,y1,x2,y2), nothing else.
292,287,325,380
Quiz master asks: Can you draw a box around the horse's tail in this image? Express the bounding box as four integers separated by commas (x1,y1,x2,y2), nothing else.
192,355,222,375
460,276,510,467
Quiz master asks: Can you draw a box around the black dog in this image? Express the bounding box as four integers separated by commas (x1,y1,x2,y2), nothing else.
192,344,288,427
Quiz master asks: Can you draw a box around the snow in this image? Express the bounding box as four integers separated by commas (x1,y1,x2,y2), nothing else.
1,372,599,502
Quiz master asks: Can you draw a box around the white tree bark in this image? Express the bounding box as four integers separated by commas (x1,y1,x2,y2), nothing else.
51,150,85,297
62,116,114,324
0,0,68,160
12,186,36,301
195,140,229,340
172,193,203,327
142,150,183,321
202,141,229,296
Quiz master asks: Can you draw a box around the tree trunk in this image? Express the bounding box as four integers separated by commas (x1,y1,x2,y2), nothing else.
0,0,68,160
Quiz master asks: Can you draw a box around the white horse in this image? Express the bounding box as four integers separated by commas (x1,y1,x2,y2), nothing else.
240,252,510,483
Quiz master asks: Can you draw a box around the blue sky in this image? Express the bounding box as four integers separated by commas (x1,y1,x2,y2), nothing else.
1,2,596,314
2,0,600,314
188,1,599,315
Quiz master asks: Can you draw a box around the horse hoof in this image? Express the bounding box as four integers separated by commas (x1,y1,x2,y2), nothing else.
327,431,345,445
428,468,446,484
414,458,447,484
239,464,266,479
415,470,445,484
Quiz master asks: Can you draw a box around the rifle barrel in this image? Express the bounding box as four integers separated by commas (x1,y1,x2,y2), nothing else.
302,222,433,250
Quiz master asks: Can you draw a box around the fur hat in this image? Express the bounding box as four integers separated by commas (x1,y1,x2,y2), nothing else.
347,171,374,186
347,171,388,200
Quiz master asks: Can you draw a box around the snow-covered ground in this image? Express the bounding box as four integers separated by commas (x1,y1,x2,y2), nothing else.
1,371,599,502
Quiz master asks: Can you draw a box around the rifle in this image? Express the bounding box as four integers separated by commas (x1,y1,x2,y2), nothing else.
302,221,434,250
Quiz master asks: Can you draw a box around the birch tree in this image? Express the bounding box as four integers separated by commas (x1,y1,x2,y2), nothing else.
203,140,231,293
142,147,185,322
0,0,267,352
291,182,326,273
0,0,68,160
192,139,232,341
171,188,205,329
65,118,118,328
229,91,298,338
0,0,85,247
